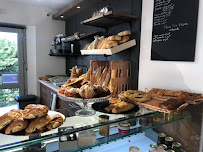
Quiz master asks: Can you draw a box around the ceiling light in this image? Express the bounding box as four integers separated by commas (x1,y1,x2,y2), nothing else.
77,6,81,9
61,15,64,18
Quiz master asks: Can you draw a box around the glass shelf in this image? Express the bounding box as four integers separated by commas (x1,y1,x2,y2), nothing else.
0,109,191,151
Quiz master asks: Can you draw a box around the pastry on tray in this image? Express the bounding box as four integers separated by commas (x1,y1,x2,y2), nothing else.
105,98,135,114
149,88,203,101
22,104,49,119
0,109,22,130
25,115,51,134
46,114,64,130
159,98,185,110
5,117,28,135
123,90,151,103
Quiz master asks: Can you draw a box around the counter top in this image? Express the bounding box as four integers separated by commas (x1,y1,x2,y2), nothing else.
38,80,60,92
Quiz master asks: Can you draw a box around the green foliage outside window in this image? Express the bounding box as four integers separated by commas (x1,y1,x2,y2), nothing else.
0,39,19,107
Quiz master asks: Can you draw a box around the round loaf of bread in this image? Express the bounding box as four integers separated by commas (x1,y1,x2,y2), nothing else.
79,83,97,99
107,35,121,41
118,30,131,36
64,87,80,97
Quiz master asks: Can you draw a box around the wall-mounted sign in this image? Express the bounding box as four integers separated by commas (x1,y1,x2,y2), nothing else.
151,0,199,61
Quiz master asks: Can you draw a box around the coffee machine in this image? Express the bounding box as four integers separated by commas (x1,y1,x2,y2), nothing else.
50,34,70,54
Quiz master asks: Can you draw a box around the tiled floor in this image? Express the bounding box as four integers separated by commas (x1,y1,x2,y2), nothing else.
0,104,18,116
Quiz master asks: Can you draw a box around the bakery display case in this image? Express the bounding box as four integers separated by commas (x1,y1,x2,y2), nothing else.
0,107,191,152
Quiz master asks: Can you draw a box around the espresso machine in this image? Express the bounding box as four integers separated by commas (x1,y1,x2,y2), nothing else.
50,34,70,54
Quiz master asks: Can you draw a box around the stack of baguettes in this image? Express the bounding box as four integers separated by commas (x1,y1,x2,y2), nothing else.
83,30,131,50
0,104,64,135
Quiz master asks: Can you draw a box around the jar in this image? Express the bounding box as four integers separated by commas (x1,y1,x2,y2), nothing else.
165,137,173,149
118,122,130,134
172,142,181,152
99,115,109,136
157,133,166,145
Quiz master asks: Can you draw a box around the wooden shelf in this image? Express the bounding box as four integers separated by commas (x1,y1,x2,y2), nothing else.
80,39,136,55
81,11,137,28
52,0,107,20
49,53,80,57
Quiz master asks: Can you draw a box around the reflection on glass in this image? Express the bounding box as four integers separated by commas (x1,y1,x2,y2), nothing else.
0,88,19,107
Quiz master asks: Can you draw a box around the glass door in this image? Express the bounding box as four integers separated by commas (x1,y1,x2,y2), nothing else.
0,27,26,107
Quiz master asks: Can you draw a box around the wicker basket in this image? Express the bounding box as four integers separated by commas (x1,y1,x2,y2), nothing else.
90,60,131,97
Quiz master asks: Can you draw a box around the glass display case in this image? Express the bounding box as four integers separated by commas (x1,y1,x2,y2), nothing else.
0,107,191,152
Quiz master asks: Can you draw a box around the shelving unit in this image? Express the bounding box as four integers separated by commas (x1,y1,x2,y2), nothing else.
81,11,137,29
81,39,136,55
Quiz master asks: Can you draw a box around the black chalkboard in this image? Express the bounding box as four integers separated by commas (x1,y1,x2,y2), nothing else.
151,0,199,61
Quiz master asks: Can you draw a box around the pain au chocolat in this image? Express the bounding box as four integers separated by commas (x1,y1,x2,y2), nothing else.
0,109,22,130
22,104,49,119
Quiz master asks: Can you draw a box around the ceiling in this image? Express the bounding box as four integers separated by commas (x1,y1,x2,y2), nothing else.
6,0,75,10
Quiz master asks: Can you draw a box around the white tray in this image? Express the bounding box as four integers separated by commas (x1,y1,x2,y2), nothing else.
80,39,136,55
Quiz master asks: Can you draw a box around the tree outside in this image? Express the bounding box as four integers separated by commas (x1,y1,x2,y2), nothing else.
0,37,19,107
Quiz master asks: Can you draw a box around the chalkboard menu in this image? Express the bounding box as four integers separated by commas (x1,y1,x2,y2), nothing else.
151,0,199,61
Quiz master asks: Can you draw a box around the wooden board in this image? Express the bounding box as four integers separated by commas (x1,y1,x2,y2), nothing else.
81,39,136,55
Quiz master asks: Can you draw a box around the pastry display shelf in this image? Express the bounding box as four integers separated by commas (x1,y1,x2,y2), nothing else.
0,109,191,152
80,39,136,55
81,11,137,29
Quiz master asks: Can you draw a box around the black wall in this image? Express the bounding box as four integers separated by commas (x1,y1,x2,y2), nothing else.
65,0,142,89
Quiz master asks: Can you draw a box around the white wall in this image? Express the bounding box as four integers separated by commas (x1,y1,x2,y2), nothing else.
139,0,203,151
0,0,66,95
139,0,203,93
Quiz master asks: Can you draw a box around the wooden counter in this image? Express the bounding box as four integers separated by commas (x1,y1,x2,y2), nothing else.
39,80,80,113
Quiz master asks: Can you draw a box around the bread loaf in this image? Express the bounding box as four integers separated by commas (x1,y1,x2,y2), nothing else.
79,83,97,99
71,67,78,78
98,67,108,85
102,67,111,87
105,41,118,49
98,38,108,49
119,36,130,44
107,35,121,41
118,30,131,36
82,43,90,50
95,67,103,84
64,87,80,97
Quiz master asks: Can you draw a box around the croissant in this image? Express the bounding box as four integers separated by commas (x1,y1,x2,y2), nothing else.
5,117,28,134
22,104,49,119
25,115,51,133
0,109,22,130
46,114,64,130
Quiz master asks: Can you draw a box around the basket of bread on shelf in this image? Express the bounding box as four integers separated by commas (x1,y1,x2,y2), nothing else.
118,88,203,113
80,30,136,55
0,104,65,135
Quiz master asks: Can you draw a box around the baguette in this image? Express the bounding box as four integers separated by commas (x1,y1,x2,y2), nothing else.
102,67,111,87
98,67,108,85
98,38,108,49
95,67,103,84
